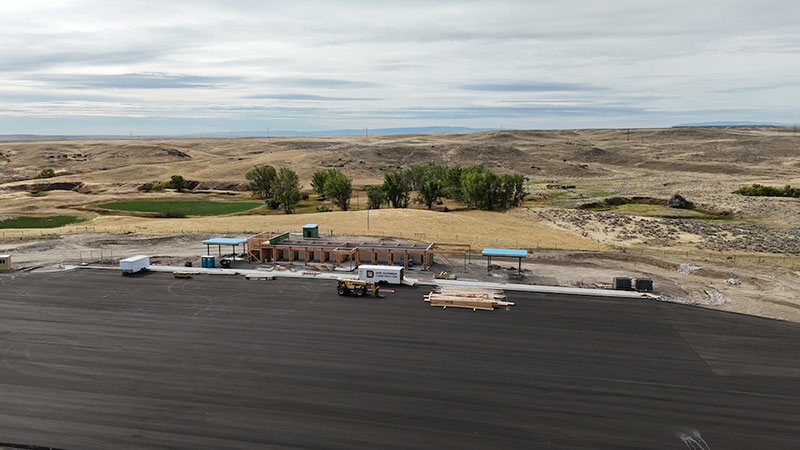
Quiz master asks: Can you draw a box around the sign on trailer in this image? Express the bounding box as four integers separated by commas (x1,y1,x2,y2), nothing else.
358,265,404,284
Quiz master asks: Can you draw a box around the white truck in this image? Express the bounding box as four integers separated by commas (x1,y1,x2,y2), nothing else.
120,255,150,275
358,264,403,285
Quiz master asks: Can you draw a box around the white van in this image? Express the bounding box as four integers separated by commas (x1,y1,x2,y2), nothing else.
358,265,404,285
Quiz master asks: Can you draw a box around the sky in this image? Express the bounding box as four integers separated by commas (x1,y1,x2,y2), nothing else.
0,0,798,135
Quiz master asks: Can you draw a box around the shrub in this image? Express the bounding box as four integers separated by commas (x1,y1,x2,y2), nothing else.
668,193,695,209
38,168,56,178
316,205,332,212
734,183,800,197
301,193,310,201
152,181,170,190
170,175,186,192
157,210,186,218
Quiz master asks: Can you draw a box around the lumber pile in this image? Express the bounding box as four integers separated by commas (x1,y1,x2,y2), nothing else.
424,286,514,311
246,273,276,280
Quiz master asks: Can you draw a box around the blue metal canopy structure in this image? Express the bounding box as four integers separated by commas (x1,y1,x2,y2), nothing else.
203,237,248,259
481,248,528,257
481,248,528,275
202,238,248,245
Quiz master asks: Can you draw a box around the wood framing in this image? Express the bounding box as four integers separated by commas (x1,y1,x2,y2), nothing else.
247,232,470,271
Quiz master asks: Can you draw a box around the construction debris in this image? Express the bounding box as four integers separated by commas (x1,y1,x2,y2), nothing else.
424,286,514,311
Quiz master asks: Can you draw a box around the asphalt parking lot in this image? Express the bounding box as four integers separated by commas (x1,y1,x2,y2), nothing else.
0,269,798,449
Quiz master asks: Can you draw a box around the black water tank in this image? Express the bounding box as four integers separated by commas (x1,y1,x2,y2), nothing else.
613,277,632,290
635,278,654,292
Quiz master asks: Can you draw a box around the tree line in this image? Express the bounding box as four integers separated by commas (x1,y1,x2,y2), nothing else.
366,164,526,211
245,163,526,214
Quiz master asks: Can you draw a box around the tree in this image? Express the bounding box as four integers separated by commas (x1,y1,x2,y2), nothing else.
170,175,186,192
365,186,386,209
498,174,526,209
382,171,411,208
38,168,55,178
443,166,464,201
415,178,443,209
404,165,427,191
311,169,335,199
273,168,302,213
460,166,495,210
246,165,277,202
324,171,353,211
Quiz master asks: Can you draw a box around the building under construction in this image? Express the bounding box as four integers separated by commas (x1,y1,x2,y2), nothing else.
246,231,469,270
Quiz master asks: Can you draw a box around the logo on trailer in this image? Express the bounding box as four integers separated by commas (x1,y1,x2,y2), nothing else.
366,270,374,277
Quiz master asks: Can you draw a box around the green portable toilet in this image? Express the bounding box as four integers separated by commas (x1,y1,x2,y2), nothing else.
302,224,319,238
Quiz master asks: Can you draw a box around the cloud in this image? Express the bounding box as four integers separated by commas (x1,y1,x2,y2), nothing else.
32,73,239,89
262,78,381,89
0,0,798,133
461,82,607,92
245,93,378,101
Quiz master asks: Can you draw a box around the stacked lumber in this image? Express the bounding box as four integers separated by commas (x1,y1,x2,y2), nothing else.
424,286,514,311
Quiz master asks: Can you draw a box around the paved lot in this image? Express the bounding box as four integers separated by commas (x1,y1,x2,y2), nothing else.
0,270,798,449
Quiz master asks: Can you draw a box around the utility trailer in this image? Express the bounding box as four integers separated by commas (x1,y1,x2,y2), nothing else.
120,255,150,275
358,265,403,285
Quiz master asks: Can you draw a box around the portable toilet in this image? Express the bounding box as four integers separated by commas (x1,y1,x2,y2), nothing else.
302,224,319,238
201,255,215,268
0,254,11,271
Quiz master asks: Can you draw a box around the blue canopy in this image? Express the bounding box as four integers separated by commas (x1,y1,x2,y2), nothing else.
481,248,528,257
202,237,248,245
302,224,319,229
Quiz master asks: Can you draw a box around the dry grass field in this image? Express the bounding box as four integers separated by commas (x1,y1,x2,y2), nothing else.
3,126,800,321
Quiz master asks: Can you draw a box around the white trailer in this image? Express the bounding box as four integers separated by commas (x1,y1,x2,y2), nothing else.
120,255,150,275
358,265,403,285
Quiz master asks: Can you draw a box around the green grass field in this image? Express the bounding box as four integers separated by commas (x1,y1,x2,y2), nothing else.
97,200,262,216
0,215,85,229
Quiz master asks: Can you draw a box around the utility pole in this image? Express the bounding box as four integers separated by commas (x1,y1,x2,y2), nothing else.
266,127,270,139
627,129,630,141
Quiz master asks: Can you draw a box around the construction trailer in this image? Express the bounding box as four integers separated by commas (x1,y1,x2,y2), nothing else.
358,265,403,284
120,255,150,275
247,231,470,271
0,254,11,271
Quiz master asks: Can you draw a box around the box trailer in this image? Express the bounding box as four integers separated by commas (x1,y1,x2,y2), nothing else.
120,255,150,275
358,265,404,285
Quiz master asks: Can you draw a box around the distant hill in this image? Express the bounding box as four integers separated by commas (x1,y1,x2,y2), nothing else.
193,126,493,137
673,121,793,127
0,126,493,141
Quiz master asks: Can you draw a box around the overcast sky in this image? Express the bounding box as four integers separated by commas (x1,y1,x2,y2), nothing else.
0,0,798,134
